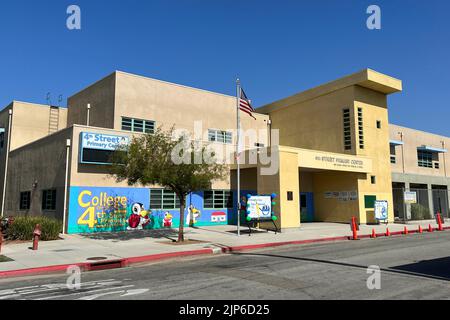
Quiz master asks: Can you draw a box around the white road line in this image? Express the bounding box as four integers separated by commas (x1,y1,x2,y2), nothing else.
35,285,135,300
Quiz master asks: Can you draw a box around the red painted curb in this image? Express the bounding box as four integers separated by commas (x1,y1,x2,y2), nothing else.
0,248,214,279
0,262,90,278
124,248,214,265
220,236,350,252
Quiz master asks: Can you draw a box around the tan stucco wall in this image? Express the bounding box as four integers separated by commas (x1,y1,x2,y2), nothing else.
114,71,269,149
0,101,68,151
5,128,73,219
259,70,402,225
389,124,450,179
67,73,116,129
354,86,394,223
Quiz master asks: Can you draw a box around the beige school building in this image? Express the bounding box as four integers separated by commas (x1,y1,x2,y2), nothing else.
0,69,448,234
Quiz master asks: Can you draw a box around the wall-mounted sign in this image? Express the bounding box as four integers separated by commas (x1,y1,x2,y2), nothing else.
298,149,372,173
246,195,272,220
374,200,388,220
80,132,129,165
404,191,417,204
81,132,129,151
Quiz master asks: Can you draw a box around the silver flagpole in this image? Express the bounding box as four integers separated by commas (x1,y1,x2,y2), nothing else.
236,79,241,237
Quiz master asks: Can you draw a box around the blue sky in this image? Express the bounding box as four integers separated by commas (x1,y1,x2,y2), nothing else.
0,0,449,136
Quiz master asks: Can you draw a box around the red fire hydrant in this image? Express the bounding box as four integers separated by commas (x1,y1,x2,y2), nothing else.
32,224,42,251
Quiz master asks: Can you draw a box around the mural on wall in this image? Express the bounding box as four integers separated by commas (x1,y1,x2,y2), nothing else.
186,204,201,226
67,187,238,234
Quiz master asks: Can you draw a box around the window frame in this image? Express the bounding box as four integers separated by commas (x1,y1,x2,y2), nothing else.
121,117,155,134
42,189,57,211
149,189,181,210
417,150,433,168
343,108,352,151
208,129,233,144
20,191,31,210
204,190,233,209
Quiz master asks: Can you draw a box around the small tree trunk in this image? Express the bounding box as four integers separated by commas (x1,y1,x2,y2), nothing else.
178,194,186,242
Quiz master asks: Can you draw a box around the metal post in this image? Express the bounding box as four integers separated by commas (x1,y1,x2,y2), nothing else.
398,131,405,173
86,103,91,126
1,109,13,218
236,79,241,237
441,141,447,178
62,139,71,234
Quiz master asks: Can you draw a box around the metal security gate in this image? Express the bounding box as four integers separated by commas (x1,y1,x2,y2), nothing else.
432,188,449,218
392,186,449,221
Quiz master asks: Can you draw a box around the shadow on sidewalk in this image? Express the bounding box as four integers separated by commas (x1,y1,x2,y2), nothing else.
80,228,180,242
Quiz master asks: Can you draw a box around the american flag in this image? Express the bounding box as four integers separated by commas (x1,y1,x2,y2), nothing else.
239,88,256,120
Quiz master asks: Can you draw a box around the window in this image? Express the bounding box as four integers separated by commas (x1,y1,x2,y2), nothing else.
287,191,293,201
418,150,433,168
204,190,233,209
121,117,155,134
42,189,56,211
390,145,396,164
20,191,31,210
343,109,351,150
149,189,181,209
0,132,4,150
358,108,364,149
208,129,232,144
434,162,440,169
371,176,376,184
376,120,381,129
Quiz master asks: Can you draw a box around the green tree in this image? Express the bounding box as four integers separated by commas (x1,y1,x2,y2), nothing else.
110,127,228,242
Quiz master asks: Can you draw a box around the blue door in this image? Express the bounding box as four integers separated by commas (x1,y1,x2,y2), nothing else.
300,192,315,222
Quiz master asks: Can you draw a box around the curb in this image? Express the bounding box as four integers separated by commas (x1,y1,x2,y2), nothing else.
1,227,449,279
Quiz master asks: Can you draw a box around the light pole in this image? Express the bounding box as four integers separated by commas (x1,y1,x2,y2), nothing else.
86,103,91,126
1,109,13,218
62,139,71,234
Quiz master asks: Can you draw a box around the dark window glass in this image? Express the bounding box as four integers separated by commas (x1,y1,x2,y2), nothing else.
20,191,31,210
418,150,433,168
204,190,233,209
42,189,56,211
150,189,180,209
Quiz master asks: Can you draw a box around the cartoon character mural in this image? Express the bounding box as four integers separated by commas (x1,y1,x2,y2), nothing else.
127,203,151,230
211,212,227,223
163,212,173,228
186,204,201,226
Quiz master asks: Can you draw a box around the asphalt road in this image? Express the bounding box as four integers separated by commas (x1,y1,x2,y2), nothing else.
1,232,449,300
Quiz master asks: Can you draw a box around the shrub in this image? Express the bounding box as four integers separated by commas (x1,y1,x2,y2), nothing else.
5,216,62,241
411,204,431,220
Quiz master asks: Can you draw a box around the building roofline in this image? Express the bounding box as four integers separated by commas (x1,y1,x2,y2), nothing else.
389,123,450,140
114,70,236,100
69,70,238,102
256,68,402,114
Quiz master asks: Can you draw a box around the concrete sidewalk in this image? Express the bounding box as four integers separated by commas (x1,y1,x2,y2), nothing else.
1,221,449,277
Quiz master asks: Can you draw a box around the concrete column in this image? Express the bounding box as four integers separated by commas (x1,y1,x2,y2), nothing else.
257,147,300,230
427,183,435,217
